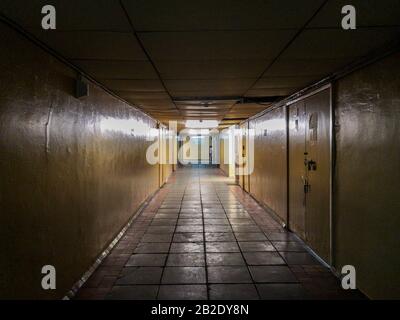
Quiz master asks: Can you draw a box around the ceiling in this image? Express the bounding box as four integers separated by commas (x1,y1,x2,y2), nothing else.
1,0,399,127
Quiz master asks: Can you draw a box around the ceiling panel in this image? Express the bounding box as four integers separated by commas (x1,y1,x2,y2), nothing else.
121,97,174,106
139,30,297,61
0,0,130,31
171,90,250,98
280,28,400,60
72,60,159,80
178,106,231,112
175,100,238,106
116,91,172,101
155,59,269,80
122,0,324,31
253,76,320,89
264,58,353,77
165,79,254,95
221,103,268,125
308,0,400,28
101,79,164,92
29,31,148,60
3,1,399,124
245,88,298,97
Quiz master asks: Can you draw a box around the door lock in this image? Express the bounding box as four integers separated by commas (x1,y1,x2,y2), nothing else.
304,180,311,193
307,160,317,171
301,176,311,193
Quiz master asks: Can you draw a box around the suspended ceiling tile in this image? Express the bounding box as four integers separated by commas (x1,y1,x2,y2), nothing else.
102,79,165,92
140,104,177,109
229,103,268,111
174,100,238,106
280,28,400,60
28,31,147,60
149,111,180,115
165,79,255,93
245,88,297,97
122,0,324,30
253,76,320,89
178,106,231,111
0,0,131,31
264,58,352,77
308,0,400,28
124,98,174,106
114,90,172,99
72,60,159,80
220,120,242,125
155,59,269,80
138,30,297,61
171,90,246,98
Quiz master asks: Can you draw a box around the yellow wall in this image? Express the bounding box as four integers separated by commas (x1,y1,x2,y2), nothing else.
0,23,171,299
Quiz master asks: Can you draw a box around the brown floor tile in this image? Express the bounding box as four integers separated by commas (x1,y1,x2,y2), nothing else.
175,225,204,233
173,232,204,242
243,252,286,265
235,232,268,241
257,283,309,300
162,267,206,284
151,219,177,226
206,242,240,253
166,253,205,266
146,226,175,234
280,252,320,265
141,233,173,243
170,242,204,253
249,266,298,283
134,243,170,254
272,241,306,252
76,168,363,300
239,241,276,252
106,285,158,300
116,267,163,285
207,266,252,283
209,284,259,300
126,254,167,267
177,219,203,225
206,253,245,266
265,232,299,241
204,225,232,232
205,232,236,242
158,285,207,300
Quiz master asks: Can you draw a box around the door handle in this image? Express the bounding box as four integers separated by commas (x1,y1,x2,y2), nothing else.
302,176,310,193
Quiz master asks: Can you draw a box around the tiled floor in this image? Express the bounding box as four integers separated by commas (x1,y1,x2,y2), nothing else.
75,167,365,300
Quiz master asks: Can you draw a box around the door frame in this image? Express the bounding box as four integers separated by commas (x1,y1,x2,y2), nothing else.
286,83,333,265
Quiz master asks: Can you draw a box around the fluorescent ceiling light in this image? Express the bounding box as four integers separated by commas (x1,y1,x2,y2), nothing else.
185,120,219,129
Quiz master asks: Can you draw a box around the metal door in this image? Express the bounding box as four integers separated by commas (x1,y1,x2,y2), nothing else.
288,87,331,264
235,125,243,186
304,89,331,263
288,101,307,239
243,123,250,193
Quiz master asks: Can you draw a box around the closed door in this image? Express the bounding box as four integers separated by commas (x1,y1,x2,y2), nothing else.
237,123,249,190
243,124,250,193
288,101,307,239
288,88,331,264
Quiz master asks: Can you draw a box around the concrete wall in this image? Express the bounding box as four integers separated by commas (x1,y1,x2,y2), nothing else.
333,52,400,299
0,23,169,298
